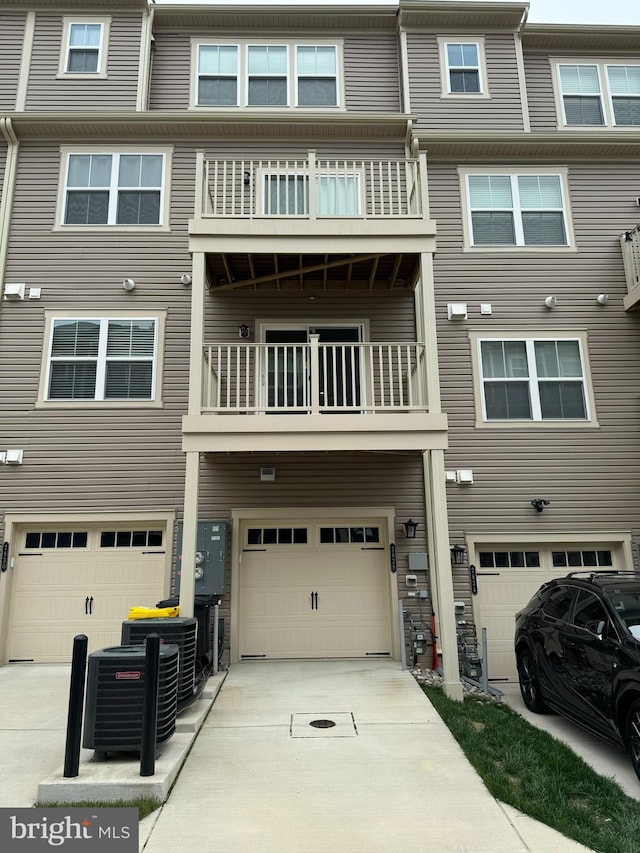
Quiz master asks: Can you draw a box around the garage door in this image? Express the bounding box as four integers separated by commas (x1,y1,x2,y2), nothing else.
473,544,617,682
7,525,168,663
239,520,392,659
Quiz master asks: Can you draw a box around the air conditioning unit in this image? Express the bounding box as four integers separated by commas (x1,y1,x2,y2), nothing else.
121,617,197,711
82,644,179,760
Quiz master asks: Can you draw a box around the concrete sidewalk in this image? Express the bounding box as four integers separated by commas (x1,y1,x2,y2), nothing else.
142,660,592,853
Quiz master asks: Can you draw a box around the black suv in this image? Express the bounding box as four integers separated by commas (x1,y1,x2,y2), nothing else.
514,571,640,780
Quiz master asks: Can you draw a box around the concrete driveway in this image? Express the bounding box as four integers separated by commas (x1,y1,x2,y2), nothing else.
142,660,592,853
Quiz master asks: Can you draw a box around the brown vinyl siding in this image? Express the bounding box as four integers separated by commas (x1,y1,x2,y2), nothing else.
428,158,640,549
24,12,142,112
524,52,558,131
407,32,524,132
149,32,401,112
0,12,25,110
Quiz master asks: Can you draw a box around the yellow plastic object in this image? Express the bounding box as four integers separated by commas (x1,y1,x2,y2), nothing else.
127,605,180,620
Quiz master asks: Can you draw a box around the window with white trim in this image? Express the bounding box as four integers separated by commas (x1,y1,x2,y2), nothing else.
62,151,166,226
60,18,110,77
556,61,640,127
464,171,569,247
478,337,589,422
439,38,487,97
46,318,157,401
195,41,340,108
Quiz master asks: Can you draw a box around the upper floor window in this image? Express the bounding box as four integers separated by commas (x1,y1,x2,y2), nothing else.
194,41,340,109
439,38,488,97
59,149,171,229
461,169,571,248
555,61,640,127
45,318,157,402
60,18,110,78
477,336,589,422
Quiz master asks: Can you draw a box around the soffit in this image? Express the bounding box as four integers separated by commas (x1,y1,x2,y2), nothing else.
417,131,640,160
522,26,640,53
6,112,412,142
205,251,420,293
398,1,527,31
152,5,399,32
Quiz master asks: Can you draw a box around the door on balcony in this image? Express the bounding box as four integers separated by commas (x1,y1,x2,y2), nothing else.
264,326,362,412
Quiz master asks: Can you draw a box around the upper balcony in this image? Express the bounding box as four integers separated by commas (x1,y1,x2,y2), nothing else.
189,151,435,254
622,225,640,311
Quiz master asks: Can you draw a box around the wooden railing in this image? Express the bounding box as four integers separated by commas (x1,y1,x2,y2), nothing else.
202,339,428,414
621,225,640,293
198,152,425,220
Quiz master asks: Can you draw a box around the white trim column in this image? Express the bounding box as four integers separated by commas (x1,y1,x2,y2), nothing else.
425,449,463,701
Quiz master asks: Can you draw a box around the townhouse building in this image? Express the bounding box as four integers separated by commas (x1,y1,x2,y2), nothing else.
0,0,638,695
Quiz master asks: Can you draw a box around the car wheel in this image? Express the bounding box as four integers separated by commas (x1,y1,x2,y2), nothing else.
626,700,640,782
517,648,548,713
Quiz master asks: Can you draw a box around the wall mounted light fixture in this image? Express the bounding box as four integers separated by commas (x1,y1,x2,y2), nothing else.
122,278,136,291
596,293,609,305
180,274,192,286
243,171,251,186
238,324,250,339
531,498,550,512
544,295,557,308
403,519,418,539
450,543,466,565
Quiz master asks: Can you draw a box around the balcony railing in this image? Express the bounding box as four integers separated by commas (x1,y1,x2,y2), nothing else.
622,225,640,293
201,339,428,415
198,152,425,220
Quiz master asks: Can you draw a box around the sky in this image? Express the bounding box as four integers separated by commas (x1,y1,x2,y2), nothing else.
157,1,639,26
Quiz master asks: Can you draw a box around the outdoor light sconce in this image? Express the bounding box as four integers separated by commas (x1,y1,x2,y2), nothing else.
450,543,466,565
403,519,418,539
243,171,251,186
531,498,550,512
238,324,250,339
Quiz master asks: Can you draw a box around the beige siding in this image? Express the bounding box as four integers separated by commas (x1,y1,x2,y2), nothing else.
149,32,401,112
524,52,557,131
428,159,640,564
25,12,142,112
407,32,524,132
0,11,25,110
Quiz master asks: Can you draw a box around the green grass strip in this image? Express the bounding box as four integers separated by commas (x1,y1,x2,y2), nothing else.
423,685,640,853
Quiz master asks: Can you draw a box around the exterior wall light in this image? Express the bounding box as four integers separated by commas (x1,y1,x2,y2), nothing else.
450,544,466,565
403,519,418,539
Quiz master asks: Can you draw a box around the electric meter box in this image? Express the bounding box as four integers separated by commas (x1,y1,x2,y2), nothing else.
174,521,226,596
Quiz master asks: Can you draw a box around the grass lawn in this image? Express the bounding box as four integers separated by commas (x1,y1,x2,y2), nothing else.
423,685,640,853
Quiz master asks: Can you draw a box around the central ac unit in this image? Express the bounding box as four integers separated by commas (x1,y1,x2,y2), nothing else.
82,644,179,760
121,617,197,711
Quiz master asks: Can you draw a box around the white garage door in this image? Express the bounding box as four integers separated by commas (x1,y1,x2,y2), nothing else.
239,520,392,659
473,544,618,682
7,525,168,663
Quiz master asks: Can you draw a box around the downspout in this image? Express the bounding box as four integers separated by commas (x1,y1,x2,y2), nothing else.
0,116,19,301
137,2,155,112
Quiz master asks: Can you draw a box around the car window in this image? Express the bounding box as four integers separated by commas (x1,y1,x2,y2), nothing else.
609,590,640,637
541,585,575,620
572,590,607,632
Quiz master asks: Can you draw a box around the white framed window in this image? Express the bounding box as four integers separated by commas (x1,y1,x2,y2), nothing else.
39,312,165,407
474,334,593,424
193,40,341,109
59,18,110,78
58,148,171,228
461,168,571,248
554,60,640,127
260,171,361,216
438,38,488,97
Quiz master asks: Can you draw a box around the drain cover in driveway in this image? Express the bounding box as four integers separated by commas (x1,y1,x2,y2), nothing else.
290,712,358,737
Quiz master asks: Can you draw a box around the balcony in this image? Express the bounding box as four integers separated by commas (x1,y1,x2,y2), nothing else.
622,225,640,311
189,152,435,264
181,338,448,454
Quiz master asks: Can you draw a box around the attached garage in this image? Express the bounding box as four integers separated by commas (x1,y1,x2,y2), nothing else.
5,522,170,663
471,541,622,682
237,516,395,660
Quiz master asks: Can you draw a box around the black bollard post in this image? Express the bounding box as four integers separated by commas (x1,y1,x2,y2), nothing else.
63,634,88,778
140,633,160,777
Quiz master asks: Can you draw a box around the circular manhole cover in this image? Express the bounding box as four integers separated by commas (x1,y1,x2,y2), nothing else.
309,719,336,729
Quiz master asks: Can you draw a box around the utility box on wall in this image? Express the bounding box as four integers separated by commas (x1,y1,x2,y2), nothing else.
174,521,226,596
